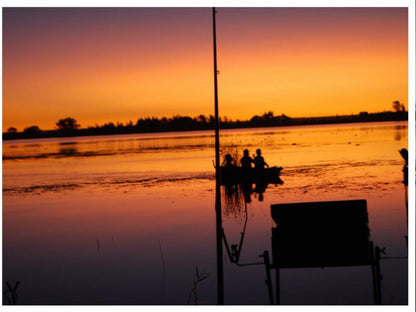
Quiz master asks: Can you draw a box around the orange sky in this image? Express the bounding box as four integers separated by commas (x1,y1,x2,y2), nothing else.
2,7,408,132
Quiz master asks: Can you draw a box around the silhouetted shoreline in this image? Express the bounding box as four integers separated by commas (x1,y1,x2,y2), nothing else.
3,111,407,140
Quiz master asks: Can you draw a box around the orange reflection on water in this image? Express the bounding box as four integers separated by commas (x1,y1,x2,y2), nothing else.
2,121,408,304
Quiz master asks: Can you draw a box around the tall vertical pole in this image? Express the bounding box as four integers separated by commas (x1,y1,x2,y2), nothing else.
212,7,224,305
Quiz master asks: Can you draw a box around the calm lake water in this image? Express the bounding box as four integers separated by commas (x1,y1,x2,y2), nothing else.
2,121,408,305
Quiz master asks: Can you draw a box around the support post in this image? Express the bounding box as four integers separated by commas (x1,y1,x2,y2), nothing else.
275,266,280,304
262,250,274,304
370,242,383,304
374,246,384,304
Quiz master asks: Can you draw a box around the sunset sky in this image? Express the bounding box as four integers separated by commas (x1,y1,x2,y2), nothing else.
2,6,409,132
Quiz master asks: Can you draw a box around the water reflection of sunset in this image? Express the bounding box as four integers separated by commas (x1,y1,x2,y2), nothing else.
3,122,408,304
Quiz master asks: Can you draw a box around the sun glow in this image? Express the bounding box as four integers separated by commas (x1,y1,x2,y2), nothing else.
2,7,408,132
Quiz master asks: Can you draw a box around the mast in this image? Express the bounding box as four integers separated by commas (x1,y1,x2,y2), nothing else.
212,7,224,305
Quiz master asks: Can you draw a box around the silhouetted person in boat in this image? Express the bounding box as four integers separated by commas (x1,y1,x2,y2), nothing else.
240,149,254,169
240,149,254,185
253,149,269,170
222,154,235,167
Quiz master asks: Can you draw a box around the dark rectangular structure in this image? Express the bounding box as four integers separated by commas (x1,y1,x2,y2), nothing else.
271,200,372,269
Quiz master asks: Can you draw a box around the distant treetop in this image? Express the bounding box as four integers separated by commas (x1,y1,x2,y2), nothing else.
56,117,81,131
392,100,405,112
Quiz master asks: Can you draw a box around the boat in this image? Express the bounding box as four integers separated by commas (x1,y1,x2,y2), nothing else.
220,166,283,186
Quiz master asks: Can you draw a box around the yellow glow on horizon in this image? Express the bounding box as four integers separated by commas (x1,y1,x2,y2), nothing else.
2,8,408,132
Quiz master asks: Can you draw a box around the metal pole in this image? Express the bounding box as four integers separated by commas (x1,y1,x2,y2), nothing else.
212,7,224,305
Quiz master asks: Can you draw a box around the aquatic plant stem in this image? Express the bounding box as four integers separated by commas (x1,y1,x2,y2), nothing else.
158,240,166,303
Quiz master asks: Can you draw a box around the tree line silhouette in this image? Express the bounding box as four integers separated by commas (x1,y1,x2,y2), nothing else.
3,102,408,140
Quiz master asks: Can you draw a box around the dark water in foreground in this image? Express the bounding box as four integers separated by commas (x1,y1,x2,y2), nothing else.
2,121,409,304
